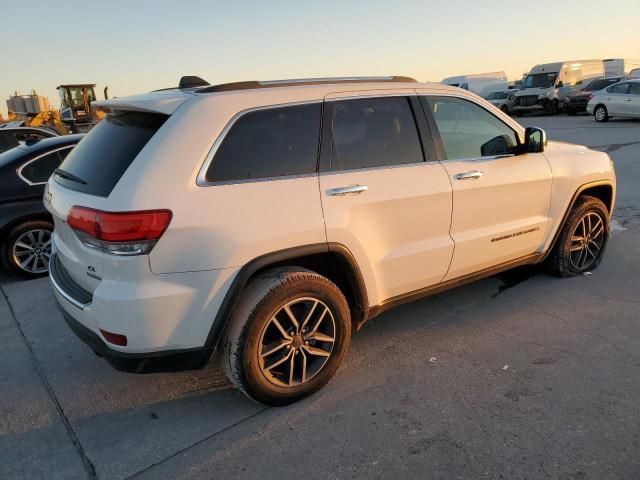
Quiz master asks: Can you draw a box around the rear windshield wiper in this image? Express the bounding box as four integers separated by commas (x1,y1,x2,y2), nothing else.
54,168,87,185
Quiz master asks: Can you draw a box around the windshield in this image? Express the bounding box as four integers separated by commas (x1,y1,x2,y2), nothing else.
522,73,558,89
486,91,508,100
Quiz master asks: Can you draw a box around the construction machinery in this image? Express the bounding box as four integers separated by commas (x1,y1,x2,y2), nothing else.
5,84,107,134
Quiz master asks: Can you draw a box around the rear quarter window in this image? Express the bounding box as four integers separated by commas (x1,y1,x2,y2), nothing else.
55,112,167,196
20,148,71,184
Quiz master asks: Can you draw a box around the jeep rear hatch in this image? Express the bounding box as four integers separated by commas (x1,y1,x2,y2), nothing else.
53,111,168,197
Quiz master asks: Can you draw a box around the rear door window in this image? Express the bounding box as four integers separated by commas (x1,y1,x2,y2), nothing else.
205,103,321,183
55,112,168,196
329,97,424,171
608,83,630,94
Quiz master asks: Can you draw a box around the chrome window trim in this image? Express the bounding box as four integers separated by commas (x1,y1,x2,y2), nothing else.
16,146,73,186
318,160,439,177
196,100,322,187
439,153,516,163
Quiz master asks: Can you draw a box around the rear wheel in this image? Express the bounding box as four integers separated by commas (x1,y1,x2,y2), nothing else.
547,196,609,277
594,105,609,122
223,267,351,405
1,220,53,279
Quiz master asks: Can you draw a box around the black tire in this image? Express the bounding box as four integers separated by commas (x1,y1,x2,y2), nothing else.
547,196,609,277
566,109,577,116
1,220,53,279
594,104,609,122
545,100,558,116
223,267,351,406
501,105,509,114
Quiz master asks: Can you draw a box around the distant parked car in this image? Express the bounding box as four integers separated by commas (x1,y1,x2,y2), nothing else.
587,79,640,122
0,134,83,278
485,90,518,114
0,126,58,154
564,77,626,115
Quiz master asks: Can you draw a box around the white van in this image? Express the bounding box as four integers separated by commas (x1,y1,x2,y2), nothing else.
513,60,604,115
441,72,508,98
603,58,640,77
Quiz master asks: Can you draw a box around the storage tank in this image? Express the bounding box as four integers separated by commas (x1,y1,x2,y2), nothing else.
7,94,26,114
5,91,50,115
23,91,50,114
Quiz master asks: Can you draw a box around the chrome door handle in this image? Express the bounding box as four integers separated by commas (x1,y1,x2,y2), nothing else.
326,184,368,196
454,171,484,180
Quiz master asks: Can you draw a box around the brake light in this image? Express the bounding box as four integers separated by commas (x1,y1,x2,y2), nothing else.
67,206,172,255
100,329,128,346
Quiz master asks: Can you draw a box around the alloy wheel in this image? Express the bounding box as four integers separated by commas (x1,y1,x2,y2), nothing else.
595,107,606,122
12,229,52,274
569,212,605,271
258,297,336,387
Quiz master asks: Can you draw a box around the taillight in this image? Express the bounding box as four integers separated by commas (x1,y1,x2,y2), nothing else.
67,206,172,255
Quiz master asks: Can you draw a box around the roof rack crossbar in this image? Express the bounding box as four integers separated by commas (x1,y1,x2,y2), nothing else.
197,76,417,93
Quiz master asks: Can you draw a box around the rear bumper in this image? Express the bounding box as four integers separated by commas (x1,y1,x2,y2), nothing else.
49,252,239,372
56,301,209,373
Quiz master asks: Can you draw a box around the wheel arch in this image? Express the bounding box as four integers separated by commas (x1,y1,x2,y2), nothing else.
542,180,614,261
0,211,53,243
204,243,369,356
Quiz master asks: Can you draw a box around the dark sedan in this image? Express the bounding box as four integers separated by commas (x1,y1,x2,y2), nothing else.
0,125,58,154
0,134,83,278
564,76,625,115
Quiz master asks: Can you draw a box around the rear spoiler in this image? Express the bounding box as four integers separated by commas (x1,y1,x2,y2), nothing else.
93,90,193,116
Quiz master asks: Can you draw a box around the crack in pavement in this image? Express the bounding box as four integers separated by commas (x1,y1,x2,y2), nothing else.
125,407,268,479
0,284,98,480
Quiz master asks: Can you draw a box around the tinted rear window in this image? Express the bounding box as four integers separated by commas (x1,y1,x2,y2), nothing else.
585,78,620,91
205,103,321,183
55,112,167,196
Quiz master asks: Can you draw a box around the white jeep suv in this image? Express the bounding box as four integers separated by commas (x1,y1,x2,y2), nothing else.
46,76,616,405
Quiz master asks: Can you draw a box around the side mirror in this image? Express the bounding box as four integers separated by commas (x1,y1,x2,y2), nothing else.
525,127,547,153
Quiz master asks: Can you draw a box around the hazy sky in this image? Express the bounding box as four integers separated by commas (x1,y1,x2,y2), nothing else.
3,0,639,117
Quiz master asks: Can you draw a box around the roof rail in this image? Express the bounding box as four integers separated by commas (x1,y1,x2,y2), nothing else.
197,76,417,93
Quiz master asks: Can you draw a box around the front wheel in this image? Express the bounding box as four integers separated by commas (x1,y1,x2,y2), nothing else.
545,100,558,116
223,267,351,405
594,105,609,122
1,220,53,278
547,196,609,277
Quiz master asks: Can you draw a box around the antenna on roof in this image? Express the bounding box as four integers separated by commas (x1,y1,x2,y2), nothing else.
178,76,210,89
